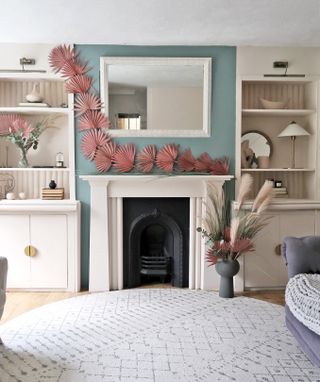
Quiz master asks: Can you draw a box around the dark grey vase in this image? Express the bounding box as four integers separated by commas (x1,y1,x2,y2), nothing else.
215,259,240,298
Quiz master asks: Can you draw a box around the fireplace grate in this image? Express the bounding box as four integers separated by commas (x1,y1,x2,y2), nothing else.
140,256,171,277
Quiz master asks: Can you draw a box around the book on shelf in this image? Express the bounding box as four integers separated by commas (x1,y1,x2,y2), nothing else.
18,102,50,108
41,188,64,200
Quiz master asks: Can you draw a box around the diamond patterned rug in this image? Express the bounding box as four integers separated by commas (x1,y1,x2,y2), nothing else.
0,289,319,381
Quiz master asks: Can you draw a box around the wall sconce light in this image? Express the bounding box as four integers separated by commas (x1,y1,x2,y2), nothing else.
278,121,310,168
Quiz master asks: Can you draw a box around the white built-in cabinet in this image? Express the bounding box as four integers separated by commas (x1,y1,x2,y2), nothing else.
0,46,80,291
236,73,320,289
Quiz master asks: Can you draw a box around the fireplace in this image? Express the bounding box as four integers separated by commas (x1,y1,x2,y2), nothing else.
80,174,235,292
123,198,189,288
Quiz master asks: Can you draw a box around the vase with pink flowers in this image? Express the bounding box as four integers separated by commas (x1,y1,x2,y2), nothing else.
197,174,274,298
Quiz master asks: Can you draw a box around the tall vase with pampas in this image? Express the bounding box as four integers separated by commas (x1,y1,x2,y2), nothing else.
197,174,274,298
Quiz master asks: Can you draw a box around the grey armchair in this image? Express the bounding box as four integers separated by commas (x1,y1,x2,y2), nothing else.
0,257,8,343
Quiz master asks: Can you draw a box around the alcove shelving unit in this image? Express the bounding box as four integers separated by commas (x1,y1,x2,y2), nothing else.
0,70,80,292
235,75,320,290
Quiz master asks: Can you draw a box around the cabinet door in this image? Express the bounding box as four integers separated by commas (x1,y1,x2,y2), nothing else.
0,215,30,288
30,215,68,289
244,214,281,288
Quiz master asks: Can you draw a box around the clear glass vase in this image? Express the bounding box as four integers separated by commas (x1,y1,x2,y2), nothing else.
18,148,29,168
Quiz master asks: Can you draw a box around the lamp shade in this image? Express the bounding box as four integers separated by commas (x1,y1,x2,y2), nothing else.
278,121,310,138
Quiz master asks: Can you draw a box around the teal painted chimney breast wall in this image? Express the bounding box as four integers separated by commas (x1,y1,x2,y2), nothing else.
75,45,236,289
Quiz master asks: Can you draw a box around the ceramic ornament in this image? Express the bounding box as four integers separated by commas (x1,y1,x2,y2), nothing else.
95,142,117,173
156,143,179,173
137,145,157,173
74,93,103,116
81,130,112,160
113,144,136,173
178,148,196,172
65,74,93,94
79,110,109,131
6,192,15,200
26,83,44,103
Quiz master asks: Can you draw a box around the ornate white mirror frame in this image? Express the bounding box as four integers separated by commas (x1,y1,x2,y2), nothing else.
100,57,212,137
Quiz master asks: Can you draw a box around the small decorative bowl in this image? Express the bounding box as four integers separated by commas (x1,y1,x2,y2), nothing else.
260,98,287,109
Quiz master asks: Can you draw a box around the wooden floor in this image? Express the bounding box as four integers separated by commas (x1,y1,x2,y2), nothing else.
1,288,285,324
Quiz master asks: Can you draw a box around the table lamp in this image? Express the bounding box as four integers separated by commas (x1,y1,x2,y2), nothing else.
278,121,310,168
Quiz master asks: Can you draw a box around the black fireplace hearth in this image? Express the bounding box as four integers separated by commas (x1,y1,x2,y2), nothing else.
123,198,189,288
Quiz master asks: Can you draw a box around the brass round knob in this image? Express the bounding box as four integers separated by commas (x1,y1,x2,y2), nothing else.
274,244,282,256
24,245,37,257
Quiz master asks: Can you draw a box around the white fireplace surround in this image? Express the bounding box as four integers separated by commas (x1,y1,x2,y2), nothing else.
81,174,236,292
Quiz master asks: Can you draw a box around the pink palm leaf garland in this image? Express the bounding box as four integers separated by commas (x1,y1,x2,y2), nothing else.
48,45,78,73
195,152,214,172
156,143,179,173
209,157,230,175
80,130,112,161
113,144,136,173
65,74,93,94
74,93,103,116
59,60,91,79
178,148,196,172
137,144,157,173
95,141,117,173
79,110,110,131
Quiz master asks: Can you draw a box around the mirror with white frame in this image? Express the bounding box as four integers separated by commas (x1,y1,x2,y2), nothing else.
100,57,212,137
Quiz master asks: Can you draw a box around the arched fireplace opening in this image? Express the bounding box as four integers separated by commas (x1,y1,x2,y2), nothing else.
123,198,189,288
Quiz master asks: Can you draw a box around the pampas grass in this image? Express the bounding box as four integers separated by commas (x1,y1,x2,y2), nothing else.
252,180,274,212
236,173,253,208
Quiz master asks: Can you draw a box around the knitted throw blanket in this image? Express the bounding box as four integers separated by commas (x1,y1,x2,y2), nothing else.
286,273,320,336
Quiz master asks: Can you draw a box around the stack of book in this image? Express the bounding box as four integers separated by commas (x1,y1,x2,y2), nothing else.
273,187,288,198
41,188,64,200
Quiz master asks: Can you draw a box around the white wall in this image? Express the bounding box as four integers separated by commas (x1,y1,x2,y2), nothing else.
147,87,203,131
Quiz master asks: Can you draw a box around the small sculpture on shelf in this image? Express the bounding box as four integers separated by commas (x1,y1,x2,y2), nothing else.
49,180,57,189
25,83,44,103
0,173,15,199
55,152,64,168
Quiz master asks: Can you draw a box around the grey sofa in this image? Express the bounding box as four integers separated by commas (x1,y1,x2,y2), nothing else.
282,236,320,367
0,257,8,344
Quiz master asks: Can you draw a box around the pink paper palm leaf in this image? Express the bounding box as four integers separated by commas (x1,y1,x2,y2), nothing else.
178,148,195,172
113,144,136,173
11,118,32,138
0,114,20,135
79,110,110,131
74,93,103,116
80,130,111,161
49,45,77,73
209,157,230,175
95,141,117,173
60,60,91,79
195,152,214,172
137,144,156,173
156,144,179,173
65,75,93,94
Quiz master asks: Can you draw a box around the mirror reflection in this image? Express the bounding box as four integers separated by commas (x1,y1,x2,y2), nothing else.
100,57,211,137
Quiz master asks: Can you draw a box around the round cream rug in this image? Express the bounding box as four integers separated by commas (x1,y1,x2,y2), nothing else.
0,289,319,381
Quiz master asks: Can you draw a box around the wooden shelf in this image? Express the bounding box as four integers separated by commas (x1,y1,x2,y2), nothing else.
0,167,70,172
241,168,315,172
0,72,63,81
242,109,315,117
0,107,68,115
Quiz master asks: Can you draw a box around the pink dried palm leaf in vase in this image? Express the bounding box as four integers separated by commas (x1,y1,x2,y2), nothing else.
177,148,196,172
0,114,19,135
209,157,230,175
74,93,103,117
65,74,93,94
113,144,136,173
49,44,78,73
194,152,214,172
79,110,110,131
156,143,179,173
60,60,91,79
10,118,32,138
137,145,157,173
95,141,117,173
80,129,112,161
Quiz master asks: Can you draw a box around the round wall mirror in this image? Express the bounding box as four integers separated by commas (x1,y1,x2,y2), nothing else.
241,131,272,157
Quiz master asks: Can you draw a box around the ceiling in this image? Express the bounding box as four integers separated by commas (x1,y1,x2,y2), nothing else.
1,0,320,46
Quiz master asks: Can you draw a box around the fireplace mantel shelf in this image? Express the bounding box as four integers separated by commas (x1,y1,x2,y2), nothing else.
80,174,234,182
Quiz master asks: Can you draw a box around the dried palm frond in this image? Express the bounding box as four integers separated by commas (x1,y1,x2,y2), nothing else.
95,141,117,173
230,217,240,246
236,173,253,209
209,157,230,175
80,130,111,161
0,114,19,135
74,93,103,116
195,152,213,172
137,145,156,173
252,180,274,212
178,148,195,172
79,110,109,131
156,144,179,173
49,45,77,73
60,60,91,79
113,144,136,173
65,74,93,94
